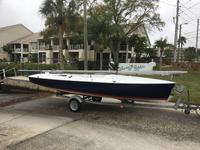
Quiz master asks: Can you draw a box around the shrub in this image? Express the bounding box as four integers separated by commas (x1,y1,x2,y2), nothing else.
0,62,78,76
184,47,196,62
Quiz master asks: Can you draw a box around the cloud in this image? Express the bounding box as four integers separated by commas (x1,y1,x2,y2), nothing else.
0,0,199,47
0,0,45,32
149,0,200,47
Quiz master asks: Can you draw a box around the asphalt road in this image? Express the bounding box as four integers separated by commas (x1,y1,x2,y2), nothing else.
0,95,200,150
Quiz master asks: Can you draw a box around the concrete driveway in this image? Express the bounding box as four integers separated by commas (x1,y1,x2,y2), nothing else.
0,95,200,150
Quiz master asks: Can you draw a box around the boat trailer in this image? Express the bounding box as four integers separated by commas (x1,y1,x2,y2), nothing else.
56,85,200,117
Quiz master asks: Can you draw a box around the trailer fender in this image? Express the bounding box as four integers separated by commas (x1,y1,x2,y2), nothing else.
68,95,83,103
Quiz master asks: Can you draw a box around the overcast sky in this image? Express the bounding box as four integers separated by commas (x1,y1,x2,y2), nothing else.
0,0,200,47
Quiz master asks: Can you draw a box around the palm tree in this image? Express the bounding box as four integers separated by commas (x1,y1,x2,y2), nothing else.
40,0,65,69
154,38,170,70
129,34,148,63
40,0,78,70
88,5,111,70
178,36,187,62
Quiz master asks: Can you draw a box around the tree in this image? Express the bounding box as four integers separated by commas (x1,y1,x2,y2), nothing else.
154,38,170,70
178,36,187,62
40,0,80,69
2,44,13,55
88,5,112,70
198,50,200,61
164,48,173,59
129,34,148,63
184,47,196,62
102,0,164,69
2,44,13,61
144,47,157,62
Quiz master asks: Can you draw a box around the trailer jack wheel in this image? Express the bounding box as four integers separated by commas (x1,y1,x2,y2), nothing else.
69,98,81,112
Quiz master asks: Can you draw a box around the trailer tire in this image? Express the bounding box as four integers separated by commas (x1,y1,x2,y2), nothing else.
184,108,190,115
69,98,81,112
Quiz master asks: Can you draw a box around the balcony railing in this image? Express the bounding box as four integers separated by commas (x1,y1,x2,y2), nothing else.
23,48,29,52
14,48,21,52
14,48,29,53
69,44,84,50
40,45,53,50
52,45,59,50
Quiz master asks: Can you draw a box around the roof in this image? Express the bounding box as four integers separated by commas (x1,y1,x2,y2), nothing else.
0,24,34,47
0,24,33,34
142,25,151,46
123,23,151,46
10,32,42,44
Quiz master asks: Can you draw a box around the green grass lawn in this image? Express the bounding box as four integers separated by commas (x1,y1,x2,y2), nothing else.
141,72,200,104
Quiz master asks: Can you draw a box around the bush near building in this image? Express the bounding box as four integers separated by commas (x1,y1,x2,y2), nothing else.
167,62,200,71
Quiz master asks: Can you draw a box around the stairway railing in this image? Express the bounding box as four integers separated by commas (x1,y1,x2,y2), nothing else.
0,68,17,80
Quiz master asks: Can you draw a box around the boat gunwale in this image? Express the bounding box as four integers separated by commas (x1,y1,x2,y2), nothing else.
29,74,175,85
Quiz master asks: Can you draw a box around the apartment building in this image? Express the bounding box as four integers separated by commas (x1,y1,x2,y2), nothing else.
9,33,96,64
0,24,150,64
0,24,33,61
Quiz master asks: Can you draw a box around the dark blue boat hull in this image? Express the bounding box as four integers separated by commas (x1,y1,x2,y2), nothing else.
29,77,175,100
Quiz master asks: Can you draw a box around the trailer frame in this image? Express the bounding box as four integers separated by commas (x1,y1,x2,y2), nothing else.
56,85,200,116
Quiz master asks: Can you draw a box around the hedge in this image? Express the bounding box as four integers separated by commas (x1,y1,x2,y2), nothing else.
0,62,78,76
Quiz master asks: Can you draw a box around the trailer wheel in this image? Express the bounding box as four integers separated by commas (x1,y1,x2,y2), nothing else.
69,98,81,112
92,97,102,102
184,108,190,115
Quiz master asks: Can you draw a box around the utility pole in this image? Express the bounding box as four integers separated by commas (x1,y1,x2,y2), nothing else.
195,18,199,62
177,24,182,62
173,0,180,63
84,0,88,70
37,40,40,70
